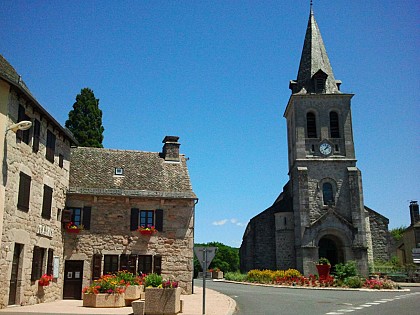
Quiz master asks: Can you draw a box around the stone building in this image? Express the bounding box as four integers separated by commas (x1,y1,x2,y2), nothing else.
396,201,420,266
0,53,197,309
240,7,390,276
63,139,197,297
0,54,76,308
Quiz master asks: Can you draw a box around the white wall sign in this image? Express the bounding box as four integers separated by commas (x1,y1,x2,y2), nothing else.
53,256,60,278
37,224,53,238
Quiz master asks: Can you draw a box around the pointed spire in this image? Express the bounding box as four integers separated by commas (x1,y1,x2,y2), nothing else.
289,5,341,94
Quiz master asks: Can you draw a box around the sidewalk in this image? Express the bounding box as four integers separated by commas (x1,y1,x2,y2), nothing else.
0,286,236,315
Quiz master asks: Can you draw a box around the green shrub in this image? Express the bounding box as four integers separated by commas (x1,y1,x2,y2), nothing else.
334,261,358,281
145,273,163,287
344,276,363,288
224,272,247,282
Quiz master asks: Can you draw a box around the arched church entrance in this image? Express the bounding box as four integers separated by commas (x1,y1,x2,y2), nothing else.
318,235,344,267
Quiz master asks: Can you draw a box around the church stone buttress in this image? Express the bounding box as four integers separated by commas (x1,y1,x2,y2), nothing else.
284,7,370,275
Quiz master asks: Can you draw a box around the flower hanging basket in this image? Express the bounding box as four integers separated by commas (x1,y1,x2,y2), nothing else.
38,274,53,286
137,226,157,236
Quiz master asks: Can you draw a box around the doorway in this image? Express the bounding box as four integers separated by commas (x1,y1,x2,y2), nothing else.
63,260,84,299
8,243,22,305
318,235,344,267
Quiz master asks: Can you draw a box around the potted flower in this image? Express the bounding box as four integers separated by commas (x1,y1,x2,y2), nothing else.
115,270,144,306
211,267,223,279
82,274,126,308
316,257,331,280
65,222,83,234
144,273,181,315
137,225,157,236
38,274,53,286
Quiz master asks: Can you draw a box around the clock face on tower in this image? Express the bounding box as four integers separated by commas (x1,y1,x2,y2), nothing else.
319,143,332,156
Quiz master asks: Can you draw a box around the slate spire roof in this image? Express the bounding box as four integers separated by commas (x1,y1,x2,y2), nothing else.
289,6,341,94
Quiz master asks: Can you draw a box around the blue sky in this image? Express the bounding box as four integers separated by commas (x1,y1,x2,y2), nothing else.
1,1,419,247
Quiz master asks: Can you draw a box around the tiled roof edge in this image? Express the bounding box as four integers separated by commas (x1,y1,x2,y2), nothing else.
67,187,197,199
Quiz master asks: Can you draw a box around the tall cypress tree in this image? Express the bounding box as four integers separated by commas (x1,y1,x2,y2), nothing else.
65,88,104,147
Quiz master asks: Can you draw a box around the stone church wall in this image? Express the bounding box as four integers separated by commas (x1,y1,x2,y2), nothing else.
240,207,277,272
367,208,390,262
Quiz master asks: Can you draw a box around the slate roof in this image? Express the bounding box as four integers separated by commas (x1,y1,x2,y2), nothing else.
0,54,76,144
291,6,341,94
68,147,197,199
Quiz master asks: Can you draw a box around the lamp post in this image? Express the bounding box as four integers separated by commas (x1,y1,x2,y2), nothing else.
5,120,32,134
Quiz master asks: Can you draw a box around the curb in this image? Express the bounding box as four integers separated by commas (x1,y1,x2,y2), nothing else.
219,279,411,292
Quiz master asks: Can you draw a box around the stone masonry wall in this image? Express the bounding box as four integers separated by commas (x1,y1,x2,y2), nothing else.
368,209,390,262
65,194,195,294
0,88,71,308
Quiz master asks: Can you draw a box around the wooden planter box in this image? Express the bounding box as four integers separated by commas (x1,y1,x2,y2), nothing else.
125,285,144,306
145,287,181,315
83,293,125,308
212,271,224,279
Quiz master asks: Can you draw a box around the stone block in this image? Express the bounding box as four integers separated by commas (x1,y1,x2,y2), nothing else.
145,287,181,315
82,293,125,308
132,300,145,315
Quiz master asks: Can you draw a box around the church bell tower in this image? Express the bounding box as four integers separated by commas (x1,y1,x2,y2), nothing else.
284,5,370,275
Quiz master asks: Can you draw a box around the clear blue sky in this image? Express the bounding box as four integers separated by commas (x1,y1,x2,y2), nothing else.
1,1,419,247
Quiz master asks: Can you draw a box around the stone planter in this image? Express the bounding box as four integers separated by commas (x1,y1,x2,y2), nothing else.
316,264,331,280
83,293,125,308
145,287,181,315
212,271,223,279
125,285,144,306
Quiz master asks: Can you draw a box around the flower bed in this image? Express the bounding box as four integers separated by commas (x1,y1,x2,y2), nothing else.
224,267,398,290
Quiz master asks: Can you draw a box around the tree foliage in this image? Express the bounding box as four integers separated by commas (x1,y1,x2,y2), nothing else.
390,226,406,241
65,88,104,147
194,242,239,277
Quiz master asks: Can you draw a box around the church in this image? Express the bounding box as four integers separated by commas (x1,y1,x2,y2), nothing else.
240,6,390,276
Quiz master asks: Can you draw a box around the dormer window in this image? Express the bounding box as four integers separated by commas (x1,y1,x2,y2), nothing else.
312,70,328,94
315,78,325,93
115,168,124,176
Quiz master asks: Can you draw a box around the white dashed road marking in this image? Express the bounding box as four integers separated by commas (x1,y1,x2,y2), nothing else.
325,292,420,315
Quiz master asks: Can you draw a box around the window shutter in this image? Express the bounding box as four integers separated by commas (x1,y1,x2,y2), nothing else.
62,209,72,223
155,209,163,232
41,185,53,219
153,256,162,275
128,255,137,274
82,207,91,230
120,254,128,271
17,172,31,211
47,249,54,276
92,254,102,280
130,208,139,231
32,119,40,152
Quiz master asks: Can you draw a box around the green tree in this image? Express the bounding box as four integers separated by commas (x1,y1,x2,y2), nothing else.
65,88,104,147
194,242,239,277
390,226,406,241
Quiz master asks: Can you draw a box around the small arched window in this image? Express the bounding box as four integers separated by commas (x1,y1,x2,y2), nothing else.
306,112,317,138
322,182,334,205
329,111,340,138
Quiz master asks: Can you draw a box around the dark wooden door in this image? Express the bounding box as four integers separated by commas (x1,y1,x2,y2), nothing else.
63,260,84,299
8,243,22,305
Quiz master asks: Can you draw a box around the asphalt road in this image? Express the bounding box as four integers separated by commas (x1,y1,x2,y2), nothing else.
195,280,420,315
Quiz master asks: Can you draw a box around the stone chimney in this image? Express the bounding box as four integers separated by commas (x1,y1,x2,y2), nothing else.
409,201,419,225
162,136,180,161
